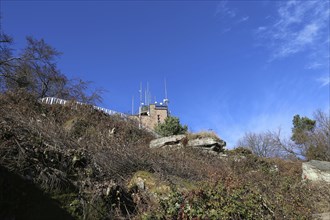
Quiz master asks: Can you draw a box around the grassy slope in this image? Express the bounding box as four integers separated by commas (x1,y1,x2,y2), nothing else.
0,91,329,219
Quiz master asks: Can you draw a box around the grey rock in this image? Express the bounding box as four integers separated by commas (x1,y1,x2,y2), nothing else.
149,134,226,153
187,137,226,152
149,134,186,148
218,153,228,158
302,160,330,183
135,177,145,190
312,212,330,220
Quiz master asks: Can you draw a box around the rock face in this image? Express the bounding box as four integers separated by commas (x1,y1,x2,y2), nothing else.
188,137,226,152
149,134,226,153
149,134,186,149
302,160,330,183
129,171,198,202
312,212,330,220
128,171,172,201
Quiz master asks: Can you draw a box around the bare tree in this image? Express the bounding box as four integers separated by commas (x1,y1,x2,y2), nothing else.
17,37,68,98
66,79,104,105
268,129,300,159
305,110,330,161
237,110,330,161
0,35,103,105
237,131,279,157
0,33,19,92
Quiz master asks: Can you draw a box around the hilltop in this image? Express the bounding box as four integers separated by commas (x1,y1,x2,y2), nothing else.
0,91,329,219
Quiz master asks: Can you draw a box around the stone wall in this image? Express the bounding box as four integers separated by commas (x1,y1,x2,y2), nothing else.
130,104,168,131
141,104,168,130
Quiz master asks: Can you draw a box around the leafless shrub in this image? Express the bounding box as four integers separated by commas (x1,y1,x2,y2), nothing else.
1,91,329,219
37,167,75,193
237,130,281,157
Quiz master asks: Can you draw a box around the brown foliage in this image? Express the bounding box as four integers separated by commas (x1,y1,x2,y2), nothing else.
0,91,329,219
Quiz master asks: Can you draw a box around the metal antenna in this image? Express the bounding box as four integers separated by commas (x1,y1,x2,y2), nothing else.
139,82,142,106
138,83,142,127
0,1,2,34
146,82,149,105
132,96,134,115
145,89,147,106
164,78,168,99
164,78,169,106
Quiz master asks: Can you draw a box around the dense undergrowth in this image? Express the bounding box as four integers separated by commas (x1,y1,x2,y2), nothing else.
0,91,329,219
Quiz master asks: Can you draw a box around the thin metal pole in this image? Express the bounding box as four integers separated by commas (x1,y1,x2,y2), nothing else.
132,96,134,115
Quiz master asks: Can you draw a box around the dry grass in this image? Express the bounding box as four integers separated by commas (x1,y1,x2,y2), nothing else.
186,130,222,141
0,91,329,219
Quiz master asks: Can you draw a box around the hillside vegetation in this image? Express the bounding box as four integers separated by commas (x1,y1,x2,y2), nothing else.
1,35,329,219
0,91,329,219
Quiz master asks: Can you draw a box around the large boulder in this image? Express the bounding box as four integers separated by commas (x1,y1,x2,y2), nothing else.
149,134,226,153
302,160,330,183
188,137,226,152
149,134,186,148
312,212,330,220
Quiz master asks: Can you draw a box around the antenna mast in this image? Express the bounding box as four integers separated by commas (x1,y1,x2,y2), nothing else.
147,82,150,105
132,96,134,115
139,82,142,106
165,78,168,99
144,89,147,106
138,83,142,128
0,1,2,35
164,78,169,106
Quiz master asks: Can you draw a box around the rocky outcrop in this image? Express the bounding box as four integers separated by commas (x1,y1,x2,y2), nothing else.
149,134,186,149
149,134,226,153
188,137,226,153
302,160,330,183
312,212,330,220
128,171,172,202
128,171,197,202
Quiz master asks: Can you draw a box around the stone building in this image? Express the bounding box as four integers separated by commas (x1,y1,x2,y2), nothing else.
130,103,169,130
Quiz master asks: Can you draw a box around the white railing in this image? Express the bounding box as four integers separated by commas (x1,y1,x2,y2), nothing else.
39,97,126,118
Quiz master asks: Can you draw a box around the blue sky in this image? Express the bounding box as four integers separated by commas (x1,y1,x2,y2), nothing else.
2,0,329,147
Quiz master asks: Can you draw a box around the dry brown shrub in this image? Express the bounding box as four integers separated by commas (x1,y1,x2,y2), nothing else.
0,91,155,217
1,91,329,219
186,130,222,141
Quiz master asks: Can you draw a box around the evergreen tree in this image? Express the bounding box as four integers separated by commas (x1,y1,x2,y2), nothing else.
155,116,188,137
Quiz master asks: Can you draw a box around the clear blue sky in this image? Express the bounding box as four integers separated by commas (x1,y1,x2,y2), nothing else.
2,0,329,147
